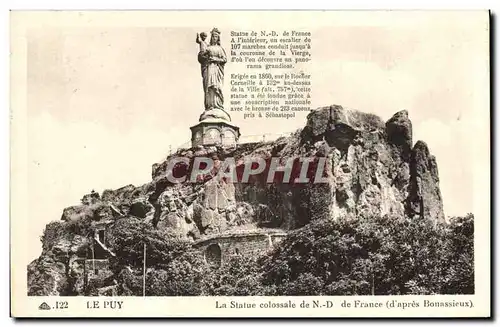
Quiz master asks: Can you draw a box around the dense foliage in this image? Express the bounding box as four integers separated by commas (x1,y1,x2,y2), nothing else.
105,214,473,296
31,212,474,296
259,214,474,295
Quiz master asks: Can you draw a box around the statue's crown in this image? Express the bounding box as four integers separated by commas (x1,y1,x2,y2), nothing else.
211,27,221,35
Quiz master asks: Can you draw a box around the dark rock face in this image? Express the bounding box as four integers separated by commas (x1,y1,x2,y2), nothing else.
386,110,412,161
408,141,445,222
129,198,154,219
135,105,444,234
28,104,446,295
28,233,89,296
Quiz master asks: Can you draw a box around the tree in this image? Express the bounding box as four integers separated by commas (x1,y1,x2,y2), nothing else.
438,214,474,294
259,214,474,296
106,217,207,296
201,253,266,296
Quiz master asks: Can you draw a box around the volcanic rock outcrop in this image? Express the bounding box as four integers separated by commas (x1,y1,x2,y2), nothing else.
28,105,445,295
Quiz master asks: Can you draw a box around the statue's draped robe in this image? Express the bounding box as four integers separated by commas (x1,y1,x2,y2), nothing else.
198,44,226,110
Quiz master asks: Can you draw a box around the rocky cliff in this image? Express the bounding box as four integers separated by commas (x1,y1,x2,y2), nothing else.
27,105,445,295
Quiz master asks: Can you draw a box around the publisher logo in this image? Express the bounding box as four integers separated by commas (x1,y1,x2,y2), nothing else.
38,302,51,310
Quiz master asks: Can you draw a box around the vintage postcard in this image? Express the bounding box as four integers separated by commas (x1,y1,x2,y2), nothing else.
10,10,490,318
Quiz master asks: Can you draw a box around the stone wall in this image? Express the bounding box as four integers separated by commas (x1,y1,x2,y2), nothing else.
194,230,286,266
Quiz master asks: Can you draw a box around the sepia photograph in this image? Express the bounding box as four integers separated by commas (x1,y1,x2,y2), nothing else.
9,10,490,317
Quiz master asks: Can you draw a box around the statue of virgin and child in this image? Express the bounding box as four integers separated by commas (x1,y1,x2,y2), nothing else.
195,28,231,122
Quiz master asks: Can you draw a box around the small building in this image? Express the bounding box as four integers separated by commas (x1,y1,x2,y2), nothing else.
193,229,286,267
84,220,116,292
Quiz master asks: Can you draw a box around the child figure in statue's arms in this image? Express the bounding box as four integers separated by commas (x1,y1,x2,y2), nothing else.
196,32,208,53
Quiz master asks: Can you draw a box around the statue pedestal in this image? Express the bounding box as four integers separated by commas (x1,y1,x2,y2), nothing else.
190,118,240,148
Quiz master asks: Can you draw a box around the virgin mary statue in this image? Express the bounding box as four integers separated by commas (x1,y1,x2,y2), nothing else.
196,28,231,122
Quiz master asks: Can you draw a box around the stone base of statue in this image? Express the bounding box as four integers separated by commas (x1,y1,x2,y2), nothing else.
199,108,231,122
190,110,240,148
